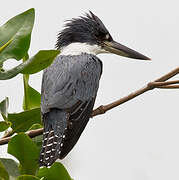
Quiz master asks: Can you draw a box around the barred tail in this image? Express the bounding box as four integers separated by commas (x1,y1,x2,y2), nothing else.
39,109,68,167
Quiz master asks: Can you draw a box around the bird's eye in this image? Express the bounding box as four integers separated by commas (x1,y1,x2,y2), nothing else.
95,32,112,42
105,34,110,40
105,34,112,41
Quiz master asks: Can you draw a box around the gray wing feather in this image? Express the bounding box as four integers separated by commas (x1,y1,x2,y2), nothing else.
40,53,102,163
41,53,102,113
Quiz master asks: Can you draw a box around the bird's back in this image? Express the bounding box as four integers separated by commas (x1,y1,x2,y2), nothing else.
40,53,102,166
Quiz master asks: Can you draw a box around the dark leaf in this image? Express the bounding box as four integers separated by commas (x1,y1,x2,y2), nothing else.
0,158,20,179
0,121,11,132
0,160,9,180
0,97,9,118
0,8,35,63
32,135,43,151
16,175,40,180
23,83,41,111
0,50,59,80
28,124,43,150
28,124,43,131
20,50,59,74
8,133,40,175
37,162,72,180
8,108,41,133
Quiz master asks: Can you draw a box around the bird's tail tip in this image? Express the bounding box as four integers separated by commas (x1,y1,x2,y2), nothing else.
39,129,62,167
39,109,68,167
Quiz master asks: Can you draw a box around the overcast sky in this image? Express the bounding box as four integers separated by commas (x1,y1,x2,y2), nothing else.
0,0,179,180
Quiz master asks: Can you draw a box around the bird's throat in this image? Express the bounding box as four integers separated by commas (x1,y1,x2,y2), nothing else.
60,42,106,56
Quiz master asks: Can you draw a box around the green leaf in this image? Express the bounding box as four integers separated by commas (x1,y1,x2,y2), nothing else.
0,8,35,63
0,63,24,80
23,83,41,111
16,175,40,180
29,124,43,131
0,121,11,132
0,50,59,80
28,124,43,150
32,135,43,151
0,39,12,54
20,50,59,74
0,160,9,180
0,97,9,118
25,85,41,109
8,133,40,175
37,162,72,180
8,108,41,133
0,98,10,131
0,158,20,179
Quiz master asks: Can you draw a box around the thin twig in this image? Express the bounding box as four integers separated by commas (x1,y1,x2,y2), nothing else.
2,130,14,138
0,67,179,145
150,80,179,87
157,85,179,89
154,67,179,82
0,128,44,145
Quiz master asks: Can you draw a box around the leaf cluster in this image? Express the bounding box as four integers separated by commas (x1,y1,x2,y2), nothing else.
0,9,72,180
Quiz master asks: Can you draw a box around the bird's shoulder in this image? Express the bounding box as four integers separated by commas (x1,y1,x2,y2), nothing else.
45,53,102,75
42,53,102,88
41,53,102,113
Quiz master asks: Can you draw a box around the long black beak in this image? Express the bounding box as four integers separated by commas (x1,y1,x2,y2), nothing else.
103,40,150,60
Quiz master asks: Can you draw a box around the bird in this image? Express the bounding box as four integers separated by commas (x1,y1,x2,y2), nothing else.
39,11,150,167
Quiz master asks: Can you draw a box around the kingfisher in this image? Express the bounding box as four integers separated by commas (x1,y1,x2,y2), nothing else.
39,11,150,167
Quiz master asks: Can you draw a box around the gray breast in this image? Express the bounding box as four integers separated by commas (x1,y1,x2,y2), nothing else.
41,53,102,114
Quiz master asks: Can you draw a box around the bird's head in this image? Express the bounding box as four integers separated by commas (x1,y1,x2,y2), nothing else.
56,11,150,60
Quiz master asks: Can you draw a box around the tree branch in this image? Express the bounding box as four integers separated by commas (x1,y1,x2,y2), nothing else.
0,67,179,145
92,67,179,116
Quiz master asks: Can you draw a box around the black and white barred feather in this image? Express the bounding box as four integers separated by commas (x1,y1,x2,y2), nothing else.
39,99,96,167
39,109,68,167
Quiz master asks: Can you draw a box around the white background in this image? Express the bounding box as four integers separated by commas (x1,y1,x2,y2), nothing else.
0,0,179,179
